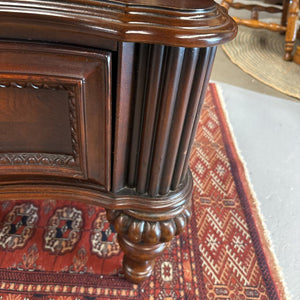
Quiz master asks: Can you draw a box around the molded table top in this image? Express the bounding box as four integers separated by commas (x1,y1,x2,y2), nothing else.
0,0,237,48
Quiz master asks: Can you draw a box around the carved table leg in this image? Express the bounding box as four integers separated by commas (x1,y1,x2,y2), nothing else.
118,236,166,283
106,207,191,283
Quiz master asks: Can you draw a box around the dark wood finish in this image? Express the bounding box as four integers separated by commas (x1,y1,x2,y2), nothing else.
0,0,236,283
0,42,112,188
159,48,200,194
136,44,165,194
148,47,185,196
128,43,150,188
112,42,136,192
0,0,236,49
0,87,72,154
172,47,217,189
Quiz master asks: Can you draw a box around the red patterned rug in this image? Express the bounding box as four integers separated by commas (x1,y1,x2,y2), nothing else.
0,83,287,299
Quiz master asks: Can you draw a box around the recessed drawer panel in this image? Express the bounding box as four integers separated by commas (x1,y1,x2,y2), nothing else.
0,42,111,190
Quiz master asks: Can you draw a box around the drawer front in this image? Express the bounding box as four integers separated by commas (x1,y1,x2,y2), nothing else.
0,42,111,190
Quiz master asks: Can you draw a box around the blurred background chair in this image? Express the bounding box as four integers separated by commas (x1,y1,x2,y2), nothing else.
221,0,300,61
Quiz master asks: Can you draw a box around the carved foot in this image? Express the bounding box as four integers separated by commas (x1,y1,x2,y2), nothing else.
118,236,166,283
284,42,294,61
106,206,191,283
284,51,293,61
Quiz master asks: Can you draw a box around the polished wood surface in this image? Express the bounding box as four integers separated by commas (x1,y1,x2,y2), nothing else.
0,0,237,48
0,87,71,154
0,0,236,283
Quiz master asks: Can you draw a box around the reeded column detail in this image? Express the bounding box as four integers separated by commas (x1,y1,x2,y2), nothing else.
123,44,217,196
110,42,220,283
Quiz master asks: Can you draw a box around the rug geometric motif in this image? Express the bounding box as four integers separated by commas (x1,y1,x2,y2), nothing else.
0,84,283,299
43,206,84,255
90,211,120,258
0,203,38,251
190,90,271,299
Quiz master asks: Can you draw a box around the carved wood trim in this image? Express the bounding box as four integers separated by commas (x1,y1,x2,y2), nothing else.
0,79,82,173
0,153,76,167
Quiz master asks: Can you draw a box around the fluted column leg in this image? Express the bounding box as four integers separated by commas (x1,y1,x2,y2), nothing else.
109,43,217,283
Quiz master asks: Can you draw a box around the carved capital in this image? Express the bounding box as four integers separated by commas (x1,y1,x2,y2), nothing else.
106,206,191,245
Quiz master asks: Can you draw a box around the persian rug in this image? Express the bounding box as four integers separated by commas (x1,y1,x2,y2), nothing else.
222,25,300,100
0,83,287,299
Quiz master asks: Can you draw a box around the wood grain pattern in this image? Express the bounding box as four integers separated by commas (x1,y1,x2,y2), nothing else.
0,83,72,155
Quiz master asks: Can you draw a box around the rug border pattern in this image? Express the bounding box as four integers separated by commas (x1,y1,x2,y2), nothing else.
0,83,288,299
211,83,289,300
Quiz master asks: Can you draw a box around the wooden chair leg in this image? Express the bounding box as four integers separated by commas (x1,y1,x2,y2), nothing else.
284,0,299,61
281,0,290,27
221,0,233,10
293,46,300,64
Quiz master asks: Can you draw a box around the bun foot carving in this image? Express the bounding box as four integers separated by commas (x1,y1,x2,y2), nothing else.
106,206,191,244
106,206,191,283
118,236,166,283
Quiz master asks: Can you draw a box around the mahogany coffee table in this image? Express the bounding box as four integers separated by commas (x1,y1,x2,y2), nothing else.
0,0,236,283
